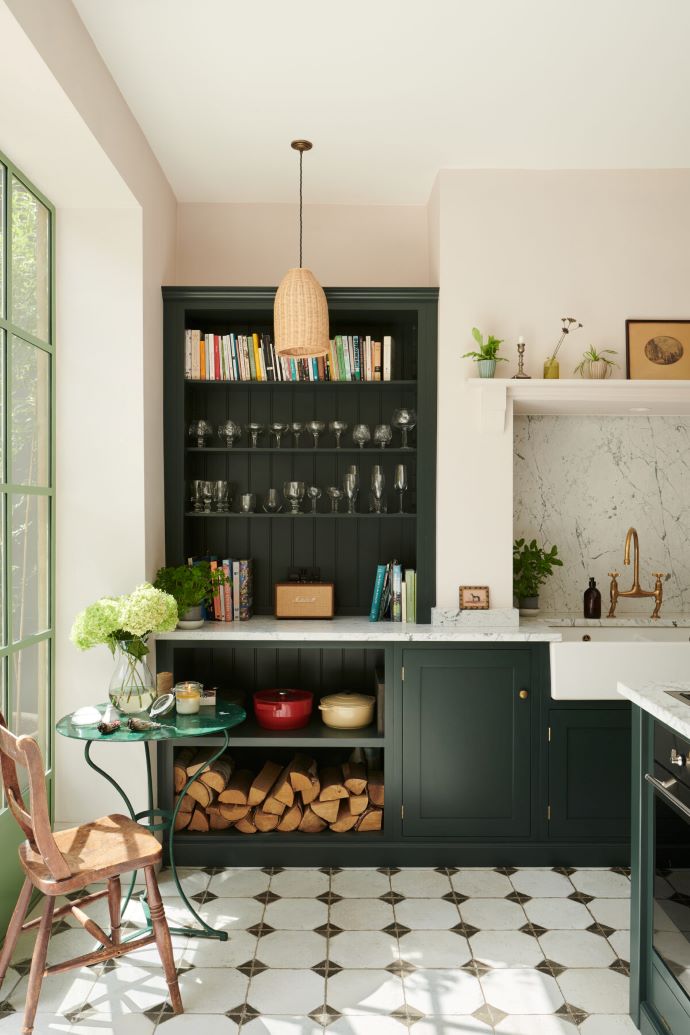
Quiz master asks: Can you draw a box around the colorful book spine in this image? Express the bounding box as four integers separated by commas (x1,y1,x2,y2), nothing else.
214,334,221,381
232,561,241,620
353,335,361,380
373,340,382,381
406,569,416,623
184,330,192,379
383,335,393,381
239,559,253,621
199,336,206,380
209,559,221,619
369,564,387,622
391,563,403,622
252,333,262,381
222,560,232,622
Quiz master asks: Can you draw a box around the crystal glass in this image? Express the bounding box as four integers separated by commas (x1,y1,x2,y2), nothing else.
212,480,230,512
329,420,348,448
370,465,386,514
283,480,306,515
245,422,265,448
218,419,241,447
373,424,393,449
306,485,322,514
343,472,359,515
290,421,305,447
190,480,205,512
346,464,359,490
262,488,282,513
189,419,212,448
306,419,326,448
327,486,343,513
201,480,214,512
240,492,256,513
269,421,289,448
352,424,371,449
391,408,417,449
394,464,408,513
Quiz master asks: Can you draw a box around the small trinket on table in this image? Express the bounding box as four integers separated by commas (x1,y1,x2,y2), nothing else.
174,681,202,714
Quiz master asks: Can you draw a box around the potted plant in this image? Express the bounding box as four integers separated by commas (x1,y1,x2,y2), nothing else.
574,345,618,379
462,327,507,378
513,538,563,616
154,562,228,629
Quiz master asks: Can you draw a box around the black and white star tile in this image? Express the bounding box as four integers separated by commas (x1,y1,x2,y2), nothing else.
0,866,638,1033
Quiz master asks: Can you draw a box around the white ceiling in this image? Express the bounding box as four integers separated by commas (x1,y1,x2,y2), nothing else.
73,0,690,206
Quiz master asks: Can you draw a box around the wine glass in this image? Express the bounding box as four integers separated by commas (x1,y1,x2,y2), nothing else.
269,422,289,448
189,419,212,448
306,485,322,514
329,420,348,448
346,464,359,490
327,486,343,513
262,488,282,513
343,472,359,515
240,492,256,513
394,464,408,513
201,480,214,512
290,421,305,447
245,422,265,448
373,424,393,449
370,465,385,515
218,420,241,447
306,420,326,448
190,480,205,512
352,424,371,449
283,480,306,515
391,408,417,449
212,480,230,512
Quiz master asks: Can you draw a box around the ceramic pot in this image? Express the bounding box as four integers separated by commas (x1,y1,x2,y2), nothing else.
253,688,313,730
518,596,540,617
477,359,497,379
319,691,376,729
178,605,204,630
585,359,611,379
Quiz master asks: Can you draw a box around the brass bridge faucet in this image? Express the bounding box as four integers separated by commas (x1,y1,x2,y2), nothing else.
607,527,666,619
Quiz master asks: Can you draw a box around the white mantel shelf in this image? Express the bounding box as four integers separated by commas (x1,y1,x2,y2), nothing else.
466,378,690,429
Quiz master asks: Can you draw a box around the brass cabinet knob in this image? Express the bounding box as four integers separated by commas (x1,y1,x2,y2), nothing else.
519,689,529,700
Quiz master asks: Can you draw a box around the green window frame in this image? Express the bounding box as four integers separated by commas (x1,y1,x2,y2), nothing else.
0,150,55,932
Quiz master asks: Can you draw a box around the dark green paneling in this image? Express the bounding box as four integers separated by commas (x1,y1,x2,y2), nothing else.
548,708,631,841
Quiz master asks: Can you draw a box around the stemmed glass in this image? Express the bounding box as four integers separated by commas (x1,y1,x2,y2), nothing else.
343,472,359,515
245,422,266,448
394,464,408,513
306,486,322,514
283,480,306,515
189,419,213,448
370,465,386,515
190,480,205,512
290,421,305,448
306,420,326,448
201,480,214,512
269,422,289,448
373,424,393,449
218,420,241,448
213,480,230,512
329,420,348,448
327,487,343,513
262,488,282,513
352,424,371,449
391,408,417,449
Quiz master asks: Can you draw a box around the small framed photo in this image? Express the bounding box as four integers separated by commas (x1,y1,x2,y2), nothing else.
459,585,490,610
626,320,690,380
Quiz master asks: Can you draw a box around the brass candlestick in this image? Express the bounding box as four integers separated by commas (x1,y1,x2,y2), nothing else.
512,340,531,379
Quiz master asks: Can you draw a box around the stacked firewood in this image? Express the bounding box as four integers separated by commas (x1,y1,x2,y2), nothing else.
173,748,384,834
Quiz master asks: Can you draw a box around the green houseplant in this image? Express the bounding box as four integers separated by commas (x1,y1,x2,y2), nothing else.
573,345,618,379
513,538,563,615
154,562,228,629
462,327,507,379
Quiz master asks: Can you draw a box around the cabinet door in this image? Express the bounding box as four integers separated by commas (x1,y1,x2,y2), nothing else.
548,708,631,840
402,649,532,838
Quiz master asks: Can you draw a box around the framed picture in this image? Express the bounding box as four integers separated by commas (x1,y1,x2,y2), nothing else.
626,320,690,380
459,585,490,610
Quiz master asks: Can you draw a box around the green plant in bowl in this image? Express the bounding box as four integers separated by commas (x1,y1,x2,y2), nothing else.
573,346,618,379
154,562,228,627
462,328,507,378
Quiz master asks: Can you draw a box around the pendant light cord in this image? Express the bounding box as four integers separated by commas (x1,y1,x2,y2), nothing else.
299,148,303,268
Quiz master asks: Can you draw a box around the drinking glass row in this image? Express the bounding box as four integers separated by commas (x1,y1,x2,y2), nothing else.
189,409,417,449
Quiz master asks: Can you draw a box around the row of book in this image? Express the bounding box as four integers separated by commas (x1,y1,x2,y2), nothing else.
189,556,253,621
184,330,396,383
369,561,417,623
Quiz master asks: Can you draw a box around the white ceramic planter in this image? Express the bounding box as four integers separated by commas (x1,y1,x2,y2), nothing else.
177,605,205,630
585,359,611,379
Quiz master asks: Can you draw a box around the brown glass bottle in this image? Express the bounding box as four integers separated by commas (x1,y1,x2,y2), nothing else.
583,577,601,619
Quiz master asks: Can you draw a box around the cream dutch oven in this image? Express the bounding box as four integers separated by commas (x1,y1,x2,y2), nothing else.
318,691,375,729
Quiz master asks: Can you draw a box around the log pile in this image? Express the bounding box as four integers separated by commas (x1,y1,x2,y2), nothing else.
173,750,384,834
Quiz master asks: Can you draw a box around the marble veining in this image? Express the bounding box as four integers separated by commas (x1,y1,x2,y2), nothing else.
514,416,690,615
618,680,690,740
431,606,519,627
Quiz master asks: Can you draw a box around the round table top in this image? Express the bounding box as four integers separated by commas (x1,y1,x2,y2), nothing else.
56,701,246,743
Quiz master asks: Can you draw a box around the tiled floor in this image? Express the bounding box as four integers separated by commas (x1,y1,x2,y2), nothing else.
0,866,641,1034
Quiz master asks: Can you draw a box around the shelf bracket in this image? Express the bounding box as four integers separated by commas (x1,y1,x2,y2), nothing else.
474,381,509,433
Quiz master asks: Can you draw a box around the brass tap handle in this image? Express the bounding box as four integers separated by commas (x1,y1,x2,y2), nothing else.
608,571,620,578
652,572,667,580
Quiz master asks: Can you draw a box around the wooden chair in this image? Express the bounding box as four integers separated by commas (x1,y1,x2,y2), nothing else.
0,713,183,1034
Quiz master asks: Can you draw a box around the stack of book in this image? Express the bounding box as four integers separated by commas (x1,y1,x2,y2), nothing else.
368,561,416,623
184,330,395,382
188,556,253,621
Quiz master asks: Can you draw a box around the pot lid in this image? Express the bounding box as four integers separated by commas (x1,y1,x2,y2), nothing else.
320,692,375,707
254,689,313,705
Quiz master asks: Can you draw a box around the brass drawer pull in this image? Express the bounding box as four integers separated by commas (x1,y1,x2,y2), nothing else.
519,689,529,700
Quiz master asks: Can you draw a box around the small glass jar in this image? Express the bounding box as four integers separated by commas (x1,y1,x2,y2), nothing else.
174,681,202,715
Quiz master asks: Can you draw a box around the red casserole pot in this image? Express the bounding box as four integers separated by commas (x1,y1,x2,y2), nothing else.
253,688,313,730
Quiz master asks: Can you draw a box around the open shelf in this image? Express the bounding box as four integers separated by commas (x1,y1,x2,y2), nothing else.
187,447,416,454
184,512,416,519
174,715,383,748
185,379,417,388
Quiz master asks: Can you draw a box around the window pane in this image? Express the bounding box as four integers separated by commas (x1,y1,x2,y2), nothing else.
0,494,5,648
11,493,49,643
11,336,50,487
0,164,5,318
10,176,50,342
0,330,4,483
0,656,5,809
9,640,50,774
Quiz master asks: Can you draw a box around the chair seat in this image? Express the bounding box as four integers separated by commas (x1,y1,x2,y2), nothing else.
19,814,162,895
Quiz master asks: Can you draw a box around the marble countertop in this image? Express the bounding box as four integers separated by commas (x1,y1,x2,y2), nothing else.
618,680,690,740
541,613,690,628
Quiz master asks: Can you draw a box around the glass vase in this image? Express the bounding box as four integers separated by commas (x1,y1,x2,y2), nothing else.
108,640,156,714
543,357,560,379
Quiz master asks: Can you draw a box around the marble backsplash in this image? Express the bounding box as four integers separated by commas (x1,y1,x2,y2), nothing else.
514,416,690,615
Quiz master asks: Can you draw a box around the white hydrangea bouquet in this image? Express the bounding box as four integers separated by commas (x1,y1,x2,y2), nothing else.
71,583,178,713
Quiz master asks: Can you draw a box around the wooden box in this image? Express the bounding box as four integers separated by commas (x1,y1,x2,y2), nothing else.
275,582,335,619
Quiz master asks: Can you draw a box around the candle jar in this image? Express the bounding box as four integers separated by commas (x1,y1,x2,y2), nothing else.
174,681,202,715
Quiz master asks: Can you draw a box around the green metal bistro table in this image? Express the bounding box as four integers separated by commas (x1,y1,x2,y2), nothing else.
56,701,245,942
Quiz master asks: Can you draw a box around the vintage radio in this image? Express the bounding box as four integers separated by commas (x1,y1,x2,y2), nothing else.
275,568,335,619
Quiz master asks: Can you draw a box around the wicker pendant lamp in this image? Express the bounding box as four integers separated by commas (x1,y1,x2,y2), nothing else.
274,140,329,359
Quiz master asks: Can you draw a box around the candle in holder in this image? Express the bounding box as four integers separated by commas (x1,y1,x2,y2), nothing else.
174,681,202,714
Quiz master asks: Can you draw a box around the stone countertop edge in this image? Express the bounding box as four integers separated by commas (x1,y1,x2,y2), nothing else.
617,680,690,741
540,613,690,628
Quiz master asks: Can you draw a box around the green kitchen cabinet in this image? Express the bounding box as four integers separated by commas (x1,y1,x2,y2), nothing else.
401,648,533,838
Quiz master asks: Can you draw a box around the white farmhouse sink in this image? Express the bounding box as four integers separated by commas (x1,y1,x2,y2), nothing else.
549,626,690,700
